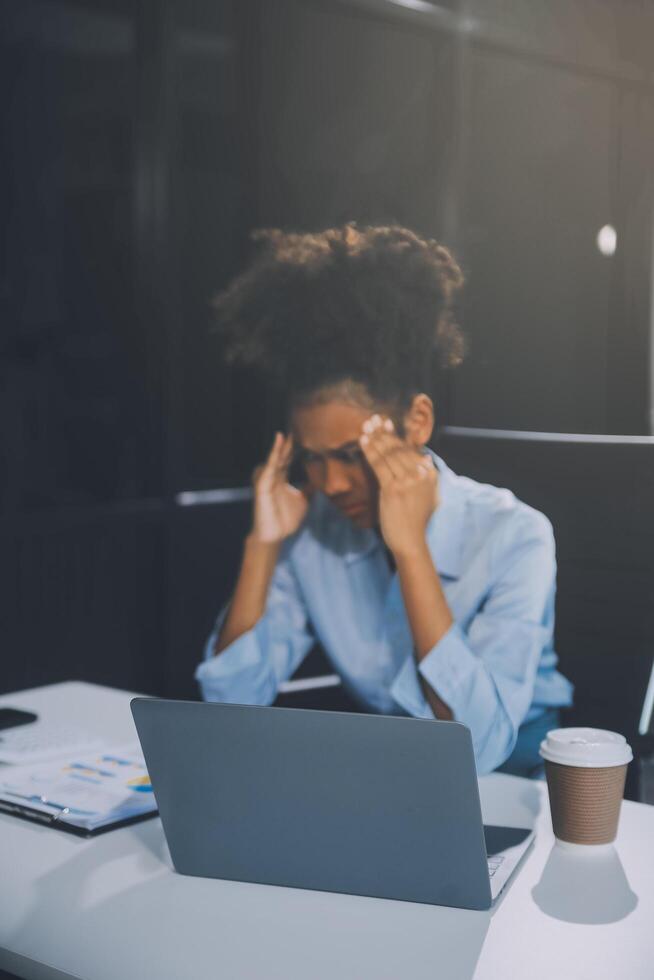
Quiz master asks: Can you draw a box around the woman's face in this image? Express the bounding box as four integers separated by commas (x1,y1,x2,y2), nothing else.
291,400,380,528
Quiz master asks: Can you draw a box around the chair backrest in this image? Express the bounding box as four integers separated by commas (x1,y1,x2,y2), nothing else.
438,427,654,753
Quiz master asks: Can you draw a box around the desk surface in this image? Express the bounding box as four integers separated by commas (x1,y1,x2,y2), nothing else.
0,682,652,980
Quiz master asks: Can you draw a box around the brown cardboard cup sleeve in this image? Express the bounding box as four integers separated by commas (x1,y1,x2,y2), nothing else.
539,728,632,848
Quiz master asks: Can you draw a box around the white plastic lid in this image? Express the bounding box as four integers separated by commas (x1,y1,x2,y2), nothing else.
539,727,633,768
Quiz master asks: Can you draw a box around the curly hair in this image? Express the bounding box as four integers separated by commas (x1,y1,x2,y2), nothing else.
212,223,465,416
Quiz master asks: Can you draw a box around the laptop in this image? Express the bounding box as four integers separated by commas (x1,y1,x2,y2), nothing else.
131,699,535,911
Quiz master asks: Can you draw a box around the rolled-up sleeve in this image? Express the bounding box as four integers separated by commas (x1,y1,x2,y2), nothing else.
390,512,555,775
195,549,315,705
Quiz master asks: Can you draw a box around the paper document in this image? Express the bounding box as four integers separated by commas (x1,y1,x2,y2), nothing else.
0,743,157,832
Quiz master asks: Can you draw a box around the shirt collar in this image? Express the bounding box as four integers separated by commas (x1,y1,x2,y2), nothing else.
339,523,381,565
318,450,466,577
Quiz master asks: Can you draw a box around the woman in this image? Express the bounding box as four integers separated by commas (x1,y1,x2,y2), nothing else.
195,223,573,776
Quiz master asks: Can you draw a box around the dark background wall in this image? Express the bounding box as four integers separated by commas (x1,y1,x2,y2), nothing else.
2,0,654,790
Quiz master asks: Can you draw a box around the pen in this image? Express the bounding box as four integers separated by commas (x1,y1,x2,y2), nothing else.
3,790,94,815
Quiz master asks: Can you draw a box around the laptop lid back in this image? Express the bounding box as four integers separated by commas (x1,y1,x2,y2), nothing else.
131,699,492,910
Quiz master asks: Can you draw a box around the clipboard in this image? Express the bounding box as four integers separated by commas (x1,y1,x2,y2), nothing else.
0,797,158,837
0,743,158,837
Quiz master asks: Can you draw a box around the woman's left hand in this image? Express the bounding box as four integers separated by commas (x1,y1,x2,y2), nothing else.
359,415,439,558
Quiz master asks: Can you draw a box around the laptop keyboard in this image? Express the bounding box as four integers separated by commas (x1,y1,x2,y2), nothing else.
487,855,506,878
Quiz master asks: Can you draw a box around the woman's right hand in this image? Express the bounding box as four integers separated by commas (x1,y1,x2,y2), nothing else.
250,433,309,544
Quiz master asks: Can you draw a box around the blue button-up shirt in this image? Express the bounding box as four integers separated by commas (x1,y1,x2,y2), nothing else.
196,453,573,774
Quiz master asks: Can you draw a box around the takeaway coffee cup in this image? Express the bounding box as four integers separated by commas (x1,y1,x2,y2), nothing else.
539,728,633,849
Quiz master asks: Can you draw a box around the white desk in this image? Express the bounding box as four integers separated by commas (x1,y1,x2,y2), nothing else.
0,682,652,980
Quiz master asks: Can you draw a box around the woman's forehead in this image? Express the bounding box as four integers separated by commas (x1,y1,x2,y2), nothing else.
291,400,371,449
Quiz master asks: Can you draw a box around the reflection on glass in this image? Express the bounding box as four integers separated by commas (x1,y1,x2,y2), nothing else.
532,843,638,924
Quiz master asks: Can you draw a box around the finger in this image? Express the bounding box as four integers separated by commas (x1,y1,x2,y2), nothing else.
374,439,405,479
361,415,404,481
392,443,433,481
277,433,294,470
377,419,436,481
268,435,297,493
365,420,415,480
363,416,404,452
359,431,395,487
257,432,285,490
418,452,436,476
265,431,284,466
376,431,415,478
271,432,293,467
